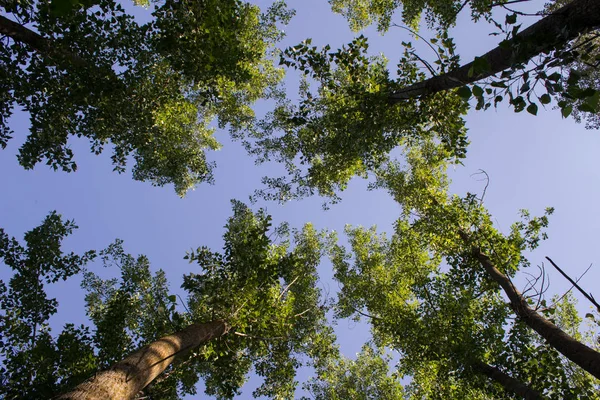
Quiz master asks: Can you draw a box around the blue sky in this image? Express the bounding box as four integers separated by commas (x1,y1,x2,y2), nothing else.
1,0,599,397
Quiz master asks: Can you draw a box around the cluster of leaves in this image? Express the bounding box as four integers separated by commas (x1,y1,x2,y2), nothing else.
0,215,192,399
243,33,467,204
0,204,340,399
80,240,193,399
1,0,292,195
328,0,503,32
0,213,96,398
302,344,404,399
181,200,337,398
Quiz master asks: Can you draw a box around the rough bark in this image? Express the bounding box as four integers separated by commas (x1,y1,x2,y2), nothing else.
0,15,87,67
390,0,600,101
472,360,545,400
56,320,229,400
461,234,600,379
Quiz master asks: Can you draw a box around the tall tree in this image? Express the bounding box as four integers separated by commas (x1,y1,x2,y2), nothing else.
352,141,600,384
329,0,600,116
0,0,292,195
332,219,598,397
389,0,600,109
1,203,336,399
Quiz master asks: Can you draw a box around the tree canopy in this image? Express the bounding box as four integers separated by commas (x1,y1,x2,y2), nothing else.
0,203,338,399
0,0,292,195
1,0,600,398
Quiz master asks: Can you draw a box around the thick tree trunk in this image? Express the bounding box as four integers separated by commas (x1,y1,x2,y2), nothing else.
472,360,545,400
463,238,600,379
56,320,229,400
390,0,600,101
0,15,87,67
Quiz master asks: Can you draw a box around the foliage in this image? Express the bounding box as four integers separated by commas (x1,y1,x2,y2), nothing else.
0,213,96,398
0,203,338,399
302,344,404,399
0,0,292,195
328,0,500,32
454,11,600,120
181,200,337,398
330,143,599,398
544,0,600,128
244,33,467,203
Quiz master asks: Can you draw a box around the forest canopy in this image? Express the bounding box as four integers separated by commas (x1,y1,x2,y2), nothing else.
0,0,599,398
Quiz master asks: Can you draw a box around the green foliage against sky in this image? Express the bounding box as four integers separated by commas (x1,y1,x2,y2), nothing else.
1,0,292,195
1,0,600,398
328,0,500,32
330,142,600,397
303,344,405,399
0,204,337,399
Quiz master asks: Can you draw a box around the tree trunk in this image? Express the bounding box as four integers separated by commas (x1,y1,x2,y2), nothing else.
464,238,600,379
472,360,545,400
390,0,600,101
0,15,87,67
56,320,229,400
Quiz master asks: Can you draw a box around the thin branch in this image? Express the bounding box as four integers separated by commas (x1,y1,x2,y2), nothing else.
454,0,470,19
390,23,443,65
411,51,438,76
552,262,593,307
233,331,286,341
471,169,490,204
349,304,384,321
501,4,546,17
545,257,600,311
178,294,191,315
491,0,533,6
277,275,300,303
294,308,311,318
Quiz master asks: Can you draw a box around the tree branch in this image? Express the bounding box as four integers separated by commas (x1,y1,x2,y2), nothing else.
0,15,87,68
390,0,600,101
545,256,600,312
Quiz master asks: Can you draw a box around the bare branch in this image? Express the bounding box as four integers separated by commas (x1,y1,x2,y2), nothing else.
545,256,600,311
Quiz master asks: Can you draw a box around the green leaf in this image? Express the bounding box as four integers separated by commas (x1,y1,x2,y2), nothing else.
472,85,484,97
539,94,551,104
505,13,517,24
547,72,561,82
457,86,472,99
561,105,573,118
526,103,538,116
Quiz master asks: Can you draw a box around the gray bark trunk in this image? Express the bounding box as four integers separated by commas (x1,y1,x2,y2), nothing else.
464,237,600,380
390,0,600,101
56,320,229,400
473,360,545,400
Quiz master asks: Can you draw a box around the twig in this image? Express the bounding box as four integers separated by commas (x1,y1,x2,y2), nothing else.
555,263,593,307
390,23,443,64
294,308,311,318
471,169,490,204
233,331,286,341
546,257,600,311
276,275,300,303
178,294,191,315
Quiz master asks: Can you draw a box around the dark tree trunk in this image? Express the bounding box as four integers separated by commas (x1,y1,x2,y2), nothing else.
56,320,229,400
0,15,87,67
463,236,600,380
472,360,545,400
390,0,600,101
